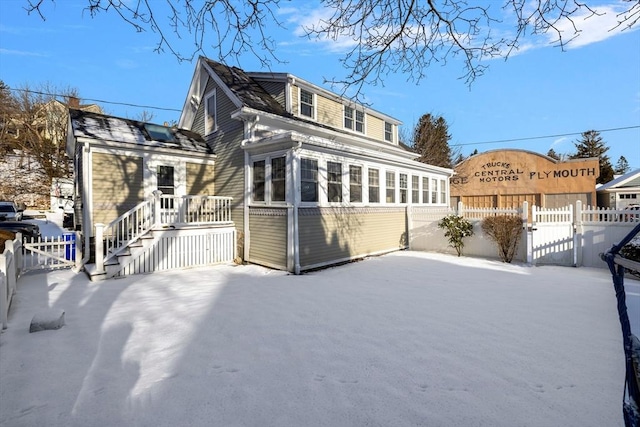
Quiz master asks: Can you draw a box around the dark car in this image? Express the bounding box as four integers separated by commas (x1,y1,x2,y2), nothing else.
0,221,41,239
624,204,640,221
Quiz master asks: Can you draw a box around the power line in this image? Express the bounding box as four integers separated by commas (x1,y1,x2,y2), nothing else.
451,126,640,147
7,87,640,146
7,87,182,112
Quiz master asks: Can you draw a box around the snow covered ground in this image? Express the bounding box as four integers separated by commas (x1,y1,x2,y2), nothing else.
1,251,638,427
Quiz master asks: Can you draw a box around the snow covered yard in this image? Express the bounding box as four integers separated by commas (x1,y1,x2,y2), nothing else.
1,251,638,427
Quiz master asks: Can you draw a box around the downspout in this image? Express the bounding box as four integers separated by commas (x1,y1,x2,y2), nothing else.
292,142,302,275
242,116,259,262
80,143,91,268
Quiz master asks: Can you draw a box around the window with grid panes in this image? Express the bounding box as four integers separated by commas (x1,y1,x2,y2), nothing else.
301,158,318,202
158,165,175,208
431,178,438,204
271,157,286,202
355,110,364,133
349,165,362,203
384,122,393,142
327,161,343,203
399,173,408,203
440,179,447,204
386,171,396,203
253,160,265,202
412,176,420,203
422,177,429,204
300,90,314,118
369,169,380,203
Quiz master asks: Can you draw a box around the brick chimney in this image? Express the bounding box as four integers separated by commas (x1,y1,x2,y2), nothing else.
68,96,80,108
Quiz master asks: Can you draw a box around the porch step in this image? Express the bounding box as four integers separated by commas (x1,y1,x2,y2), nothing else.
84,263,108,281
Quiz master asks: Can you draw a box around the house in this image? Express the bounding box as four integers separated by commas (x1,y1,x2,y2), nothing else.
450,149,600,210
67,109,235,279
176,57,453,274
597,168,640,208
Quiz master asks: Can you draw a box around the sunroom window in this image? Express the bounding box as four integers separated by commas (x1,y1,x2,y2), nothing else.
253,160,265,202
271,157,286,202
327,161,343,203
350,165,362,203
369,169,380,203
301,158,318,202
386,171,396,203
412,176,420,204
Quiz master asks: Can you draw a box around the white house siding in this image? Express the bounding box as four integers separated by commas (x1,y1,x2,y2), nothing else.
298,207,407,270
248,207,288,269
91,152,144,226
186,162,216,195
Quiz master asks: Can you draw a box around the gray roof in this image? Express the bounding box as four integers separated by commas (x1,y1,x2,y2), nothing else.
204,59,287,115
70,109,211,153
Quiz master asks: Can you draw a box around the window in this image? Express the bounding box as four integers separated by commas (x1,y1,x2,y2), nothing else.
271,157,286,202
145,124,175,142
355,110,364,133
440,179,447,204
431,178,438,204
157,165,175,208
300,89,314,118
384,122,393,142
327,161,343,203
349,165,362,203
301,158,318,202
204,90,217,134
386,171,396,203
422,177,430,204
369,169,380,203
344,107,353,129
253,160,265,202
620,194,637,199
399,173,408,204
344,106,364,133
412,176,420,203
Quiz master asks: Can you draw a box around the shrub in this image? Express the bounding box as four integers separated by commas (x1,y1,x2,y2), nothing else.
481,215,523,263
438,214,474,256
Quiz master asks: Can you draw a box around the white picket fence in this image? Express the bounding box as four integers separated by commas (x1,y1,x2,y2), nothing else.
1,239,22,329
409,201,640,268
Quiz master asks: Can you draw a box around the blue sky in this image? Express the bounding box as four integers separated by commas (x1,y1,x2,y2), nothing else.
1,0,639,170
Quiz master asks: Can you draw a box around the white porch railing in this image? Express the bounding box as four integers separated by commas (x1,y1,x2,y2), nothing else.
95,193,233,274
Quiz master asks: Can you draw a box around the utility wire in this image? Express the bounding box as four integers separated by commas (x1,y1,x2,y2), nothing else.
8,87,640,145
451,126,640,147
7,87,182,112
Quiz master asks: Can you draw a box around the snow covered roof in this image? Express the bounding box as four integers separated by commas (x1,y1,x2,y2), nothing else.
597,168,640,191
69,109,211,153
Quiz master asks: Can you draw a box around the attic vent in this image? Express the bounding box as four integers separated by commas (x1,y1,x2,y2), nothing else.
144,124,175,142
190,95,199,110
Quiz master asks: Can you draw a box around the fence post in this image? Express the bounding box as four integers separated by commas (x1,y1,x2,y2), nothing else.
574,201,583,267
0,256,7,329
74,231,83,272
95,223,105,274
528,205,537,264
457,201,464,217
153,190,163,226
406,205,412,249
522,201,529,263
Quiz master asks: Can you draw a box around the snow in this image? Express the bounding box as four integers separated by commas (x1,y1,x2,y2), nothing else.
1,251,638,427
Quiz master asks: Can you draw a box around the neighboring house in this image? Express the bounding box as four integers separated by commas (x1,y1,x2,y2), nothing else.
177,57,453,274
67,109,217,237
597,168,640,208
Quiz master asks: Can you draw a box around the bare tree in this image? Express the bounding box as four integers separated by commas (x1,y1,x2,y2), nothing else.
25,1,640,96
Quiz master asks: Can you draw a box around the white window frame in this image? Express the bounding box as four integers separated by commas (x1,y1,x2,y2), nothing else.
250,154,288,205
385,170,396,204
299,89,315,120
344,105,365,134
349,164,363,204
327,161,343,203
204,89,217,135
384,122,393,142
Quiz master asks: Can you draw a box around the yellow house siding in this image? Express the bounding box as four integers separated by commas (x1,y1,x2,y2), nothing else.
186,162,215,195
316,94,342,128
291,86,299,116
367,115,384,141
248,208,288,269
298,207,406,268
91,152,144,225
